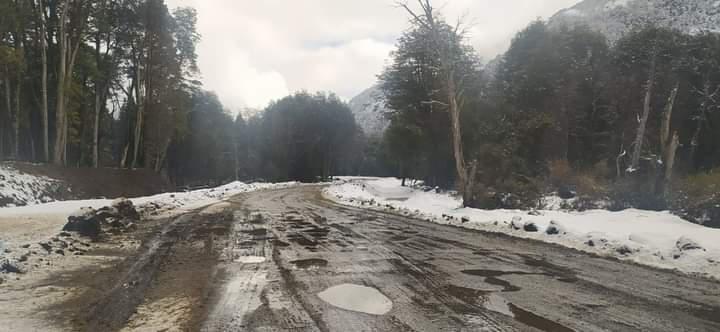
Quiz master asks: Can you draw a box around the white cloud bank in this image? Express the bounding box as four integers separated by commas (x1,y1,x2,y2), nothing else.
166,0,578,113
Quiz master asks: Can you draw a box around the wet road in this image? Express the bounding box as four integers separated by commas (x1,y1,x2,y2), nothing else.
200,186,720,331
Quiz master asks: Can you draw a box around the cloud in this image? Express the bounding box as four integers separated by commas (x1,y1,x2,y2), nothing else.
166,0,578,113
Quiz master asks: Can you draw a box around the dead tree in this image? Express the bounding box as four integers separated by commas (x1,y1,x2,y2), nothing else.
398,0,478,206
658,83,680,196
629,52,658,172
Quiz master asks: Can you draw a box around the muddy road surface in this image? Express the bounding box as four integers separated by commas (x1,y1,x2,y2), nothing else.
16,186,720,331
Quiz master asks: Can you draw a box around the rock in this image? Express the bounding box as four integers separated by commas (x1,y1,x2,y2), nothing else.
95,206,120,222
39,242,52,253
55,249,65,256
616,245,635,255
527,210,542,216
461,217,470,223
676,237,704,252
59,232,72,237
20,244,30,249
124,223,138,232
112,198,140,221
545,221,563,235
63,207,101,238
558,186,576,199
510,216,523,230
523,222,539,232
1,260,22,274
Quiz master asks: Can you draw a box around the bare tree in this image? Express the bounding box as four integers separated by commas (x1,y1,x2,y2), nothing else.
659,83,679,195
397,0,478,206
629,52,657,172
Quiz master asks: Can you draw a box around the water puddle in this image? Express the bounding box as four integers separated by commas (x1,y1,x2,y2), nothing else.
447,283,574,331
461,269,531,292
317,284,393,315
290,258,328,270
235,256,266,264
273,240,290,247
287,234,318,247
508,304,575,332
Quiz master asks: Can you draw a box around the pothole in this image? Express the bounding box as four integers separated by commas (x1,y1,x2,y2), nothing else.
290,258,328,270
317,284,393,315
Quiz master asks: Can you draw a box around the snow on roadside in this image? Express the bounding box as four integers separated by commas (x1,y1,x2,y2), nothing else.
0,164,65,207
323,177,720,280
0,181,298,275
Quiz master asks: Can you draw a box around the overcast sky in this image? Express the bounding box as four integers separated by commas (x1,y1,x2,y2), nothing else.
165,0,579,112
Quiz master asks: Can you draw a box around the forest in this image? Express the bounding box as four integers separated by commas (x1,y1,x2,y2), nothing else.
378,2,720,223
1,0,719,222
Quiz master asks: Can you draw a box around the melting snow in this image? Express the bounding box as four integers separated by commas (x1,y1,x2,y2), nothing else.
325,177,720,279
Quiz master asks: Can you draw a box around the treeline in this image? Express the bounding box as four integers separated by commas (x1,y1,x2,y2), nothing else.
170,91,362,186
378,2,720,217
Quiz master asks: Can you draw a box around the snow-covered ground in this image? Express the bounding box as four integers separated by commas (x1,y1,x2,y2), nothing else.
0,164,65,207
324,177,720,280
0,181,298,271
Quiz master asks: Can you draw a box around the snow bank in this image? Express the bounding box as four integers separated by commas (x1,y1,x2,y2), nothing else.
324,177,720,279
0,181,297,272
0,164,64,207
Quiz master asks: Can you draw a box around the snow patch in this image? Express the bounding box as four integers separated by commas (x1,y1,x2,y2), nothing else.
0,164,63,207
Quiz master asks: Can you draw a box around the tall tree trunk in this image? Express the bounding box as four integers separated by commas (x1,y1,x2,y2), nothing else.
53,1,69,165
629,53,657,172
92,34,102,168
53,0,86,166
659,83,679,196
38,0,49,162
131,63,144,169
445,70,471,204
13,71,21,159
3,78,11,160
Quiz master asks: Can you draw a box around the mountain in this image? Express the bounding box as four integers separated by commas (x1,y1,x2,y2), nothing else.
348,85,390,138
549,0,720,43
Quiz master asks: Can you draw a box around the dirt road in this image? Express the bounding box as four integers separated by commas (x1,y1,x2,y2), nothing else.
17,186,720,331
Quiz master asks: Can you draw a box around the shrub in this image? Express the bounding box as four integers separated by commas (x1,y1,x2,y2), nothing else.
545,159,610,210
671,169,720,228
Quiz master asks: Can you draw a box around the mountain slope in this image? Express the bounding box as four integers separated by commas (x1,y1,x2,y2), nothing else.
348,85,390,138
549,0,720,42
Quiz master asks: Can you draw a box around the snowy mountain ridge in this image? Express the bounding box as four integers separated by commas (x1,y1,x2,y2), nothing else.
348,85,390,138
549,0,720,42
